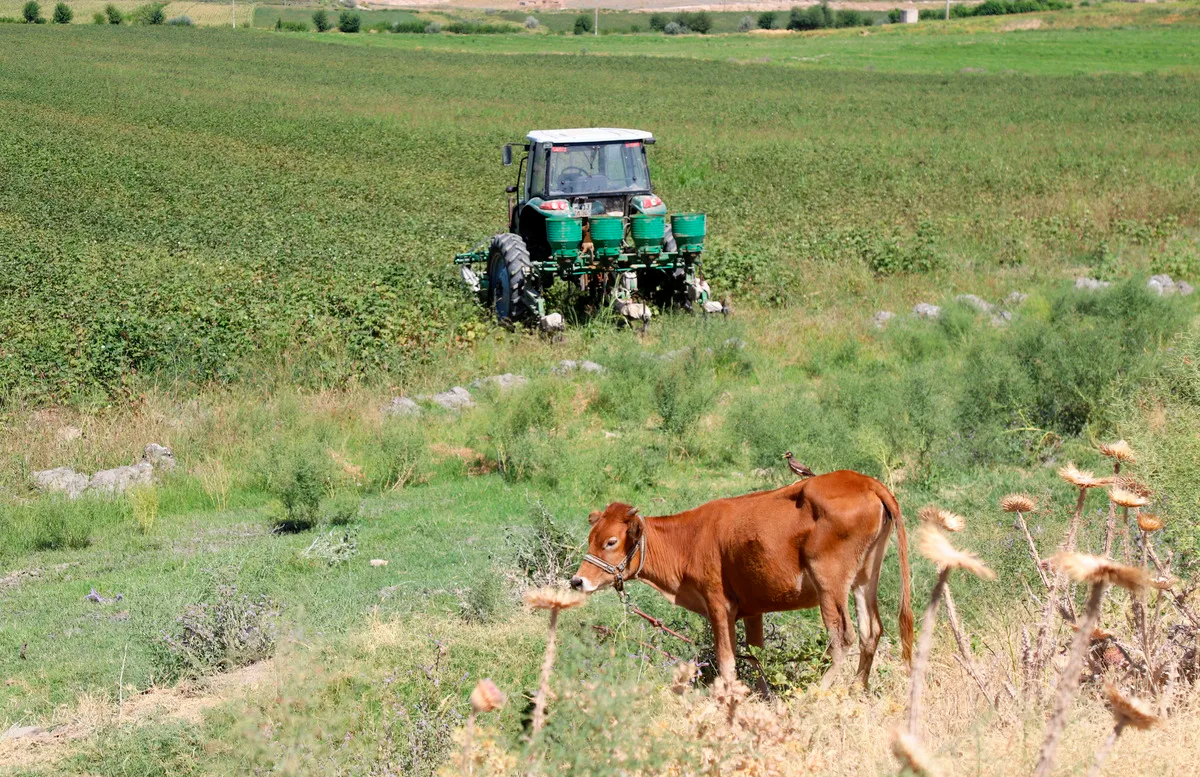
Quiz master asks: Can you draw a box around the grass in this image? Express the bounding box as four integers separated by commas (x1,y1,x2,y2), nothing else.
2,5,1200,774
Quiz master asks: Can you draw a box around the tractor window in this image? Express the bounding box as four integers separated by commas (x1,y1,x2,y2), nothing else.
529,145,549,199
548,142,650,197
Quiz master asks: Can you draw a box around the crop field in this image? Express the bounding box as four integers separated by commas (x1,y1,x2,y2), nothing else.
2,4,1200,776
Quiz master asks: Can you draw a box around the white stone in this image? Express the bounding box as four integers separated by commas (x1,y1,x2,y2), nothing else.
31,467,90,499
913,303,941,319
1148,274,1176,296
426,387,474,410
956,294,993,313
1178,281,1195,296
88,463,153,495
873,311,896,328
471,373,528,392
1075,277,1111,291
702,300,726,314
1006,291,1028,305
383,396,421,416
143,443,175,470
539,312,564,332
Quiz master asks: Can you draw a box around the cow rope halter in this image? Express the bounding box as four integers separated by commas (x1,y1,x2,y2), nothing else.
582,515,646,593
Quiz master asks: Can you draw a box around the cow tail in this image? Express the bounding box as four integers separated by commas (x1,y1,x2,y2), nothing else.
877,482,914,666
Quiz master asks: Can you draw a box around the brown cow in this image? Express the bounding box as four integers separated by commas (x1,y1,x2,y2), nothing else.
569,470,913,689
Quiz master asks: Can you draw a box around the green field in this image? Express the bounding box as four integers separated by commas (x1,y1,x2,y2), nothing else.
3,6,1200,775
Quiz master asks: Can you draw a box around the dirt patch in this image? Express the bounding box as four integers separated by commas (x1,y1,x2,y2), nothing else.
1001,17,1043,30
0,661,277,770
429,443,496,476
0,563,79,593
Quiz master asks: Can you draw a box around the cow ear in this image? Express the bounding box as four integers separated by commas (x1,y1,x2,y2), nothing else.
626,506,639,519
626,514,643,543
588,510,602,525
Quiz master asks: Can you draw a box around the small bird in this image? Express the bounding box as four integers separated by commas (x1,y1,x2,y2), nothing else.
783,451,816,480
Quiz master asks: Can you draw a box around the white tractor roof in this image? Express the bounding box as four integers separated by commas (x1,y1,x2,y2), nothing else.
526,128,654,145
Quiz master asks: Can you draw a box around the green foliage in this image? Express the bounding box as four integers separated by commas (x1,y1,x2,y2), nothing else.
91,10,102,23
321,491,362,525
312,8,330,31
443,20,512,33
372,420,430,491
51,2,71,24
129,484,159,534
103,2,121,23
457,569,508,624
22,0,43,23
573,13,591,34
134,3,165,24
757,10,777,28
787,2,871,29
2,497,109,552
888,8,902,23
263,443,330,533
301,528,359,566
338,10,360,32
507,500,580,586
391,19,425,33
149,585,279,682
648,12,667,30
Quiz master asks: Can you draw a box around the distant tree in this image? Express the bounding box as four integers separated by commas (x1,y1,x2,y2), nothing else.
648,12,667,30
572,13,591,34
22,0,44,23
681,10,712,33
524,14,538,28
887,8,902,22
104,3,122,23
663,20,684,34
92,10,103,23
757,11,777,29
737,14,754,31
338,9,359,31
51,2,71,23
142,4,164,24
312,8,330,31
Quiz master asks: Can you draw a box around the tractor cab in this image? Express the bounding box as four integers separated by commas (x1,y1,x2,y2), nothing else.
455,128,722,330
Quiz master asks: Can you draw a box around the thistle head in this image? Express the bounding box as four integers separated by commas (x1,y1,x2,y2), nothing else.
1054,553,1148,593
1058,463,1110,489
1109,487,1150,509
1137,512,1164,533
918,526,995,579
469,679,507,714
1104,684,1161,730
523,586,587,612
918,505,965,533
1000,493,1036,513
1098,440,1136,464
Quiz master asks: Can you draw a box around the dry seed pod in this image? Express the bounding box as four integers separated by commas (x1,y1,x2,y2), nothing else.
469,679,506,714
1137,513,1163,532
918,505,965,533
1054,553,1148,593
1058,464,1111,489
1000,493,1036,513
1116,477,1152,498
1104,684,1160,730
918,526,995,579
523,587,586,612
1098,440,1136,464
1108,487,1149,509
891,729,939,777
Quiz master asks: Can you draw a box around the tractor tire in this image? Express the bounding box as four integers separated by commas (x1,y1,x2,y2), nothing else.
487,233,533,322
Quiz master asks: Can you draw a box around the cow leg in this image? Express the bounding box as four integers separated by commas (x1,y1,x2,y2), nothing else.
708,601,738,683
817,587,852,689
743,614,770,695
853,516,892,690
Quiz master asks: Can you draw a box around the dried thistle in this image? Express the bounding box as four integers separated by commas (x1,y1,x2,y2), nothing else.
891,729,939,777
1137,513,1164,533
1058,463,1110,489
1104,685,1161,731
1054,553,1148,593
1098,440,1136,463
918,505,965,533
1108,487,1149,509
1000,493,1036,513
1116,477,1152,498
917,526,995,579
671,661,699,695
523,587,586,612
469,679,506,714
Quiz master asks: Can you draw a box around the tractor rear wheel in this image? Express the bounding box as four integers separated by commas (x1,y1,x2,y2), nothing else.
487,233,533,322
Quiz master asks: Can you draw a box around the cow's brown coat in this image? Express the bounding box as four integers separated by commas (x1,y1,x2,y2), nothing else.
571,470,914,689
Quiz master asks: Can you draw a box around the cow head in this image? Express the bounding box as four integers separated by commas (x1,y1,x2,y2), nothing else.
569,502,644,593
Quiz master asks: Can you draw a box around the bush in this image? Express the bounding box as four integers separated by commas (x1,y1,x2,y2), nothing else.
301,528,358,566
457,570,508,624
737,14,754,31
104,3,121,23
264,443,329,533
887,8,902,22
338,10,359,32
524,14,538,28
150,586,279,682
834,9,871,27
424,21,440,33
573,14,591,34
321,491,361,525
91,10,103,23
137,3,165,24
129,485,158,535
676,11,711,33
508,500,579,587
788,2,834,30
663,21,684,35
648,12,668,30
757,10,777,28
165,13,191,25
51,2,71,23
372,421,430,491
278,19,306,31
391,19,425,33
22,1,44,23
312,9,330,31
443,21,510,33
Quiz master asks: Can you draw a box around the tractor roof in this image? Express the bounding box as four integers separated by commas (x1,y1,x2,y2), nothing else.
526,128,654,145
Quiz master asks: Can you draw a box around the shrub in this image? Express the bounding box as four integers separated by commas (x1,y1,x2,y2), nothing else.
265,444,329,533
280,19,306,31
508,500,579,587
663,21,684,35
676,11,711,33
138,3,164,24
321,491,361,525
28,500,93,550
312,9,330,31
834,9,871,27
757,10,777,28
166,13,191,25
443,21,510,33
104,3,121,23
524,14,538,28
372,421,430,491
424,21,440,33
301,528,358,566
51,2,71,23
338,10,359,32
737,14,754,31
150,585,279,682
573,14,591,34
129,485,159,535
91,10,103,23
22,1,44,23
788,2,834,30
457,570,508,624
391,19,425,33
648,12,667,30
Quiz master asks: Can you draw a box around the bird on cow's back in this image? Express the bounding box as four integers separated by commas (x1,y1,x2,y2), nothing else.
783,451,816,480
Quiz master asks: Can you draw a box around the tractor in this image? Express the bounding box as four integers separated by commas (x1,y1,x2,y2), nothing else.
454,129,723,330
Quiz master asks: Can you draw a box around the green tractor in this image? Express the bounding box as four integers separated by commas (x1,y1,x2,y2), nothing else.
454,129,724,330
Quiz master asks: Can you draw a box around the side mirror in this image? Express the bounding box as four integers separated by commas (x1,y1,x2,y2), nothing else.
644,138,656,145
505,185,518,194
502,145,513,166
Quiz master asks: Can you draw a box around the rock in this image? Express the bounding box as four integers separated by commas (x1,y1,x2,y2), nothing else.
1179,281,1195,296
426,387,474,411
552,360,606,376
955,294,993,313
1075,277,1110,291
1,725,41,741
872,311,896,329
55,426,82,443
580,360,606,373
702,300,727,314
1006,291,1028,305
1148,274,1177,296
32,467,90,499
913,303,941,319
88,463,153,495
723,338,746,349
85,588,123,604
471,373,528,392
142,443,175,470
383,396,421,417
369,559,389,568
990,311,1014,327
539,312,565,332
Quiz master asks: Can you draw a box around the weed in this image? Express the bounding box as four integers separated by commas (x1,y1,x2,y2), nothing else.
457,570,508,624
194,456,231,512
149,585,279,682
507,500,579,587
322,490,362,525
301,528,359,566
129,484,158,535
